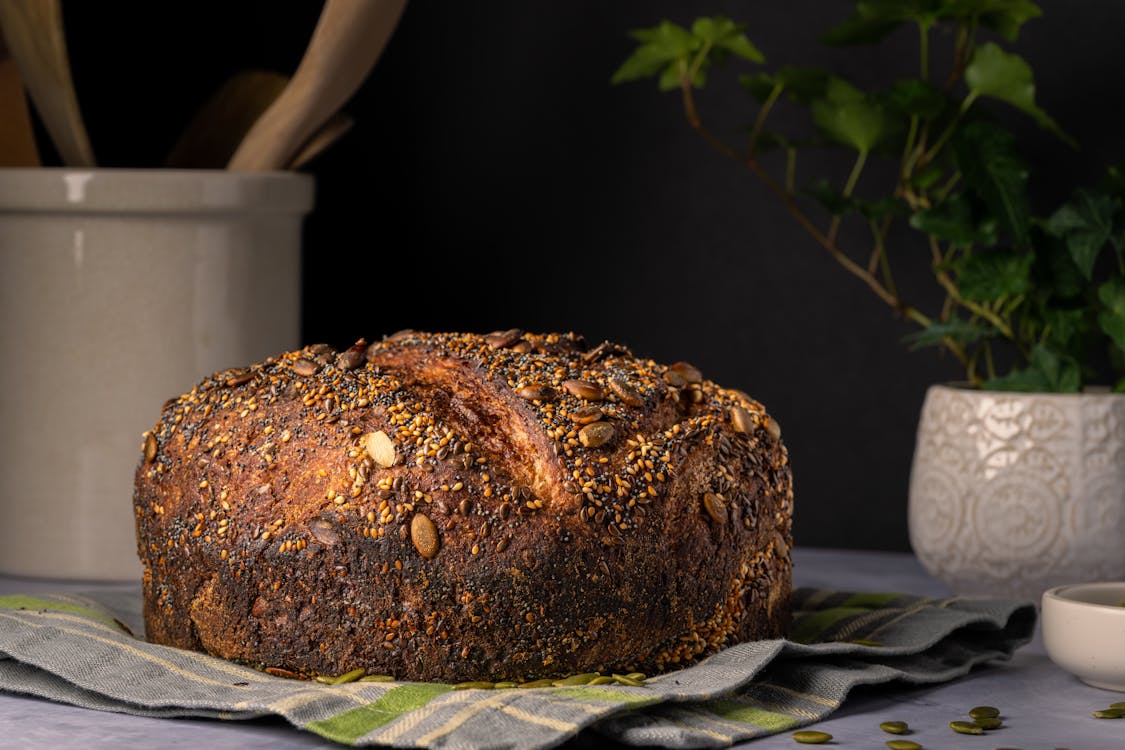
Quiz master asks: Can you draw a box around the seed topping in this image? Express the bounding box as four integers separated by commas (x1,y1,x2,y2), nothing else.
365,430,397,467
410,513,440,559
578,421,614,448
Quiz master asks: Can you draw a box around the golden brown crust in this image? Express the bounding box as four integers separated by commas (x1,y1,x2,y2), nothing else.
134,330,793,681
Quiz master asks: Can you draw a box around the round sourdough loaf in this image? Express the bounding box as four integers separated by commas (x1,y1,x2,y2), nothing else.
134,330,793,682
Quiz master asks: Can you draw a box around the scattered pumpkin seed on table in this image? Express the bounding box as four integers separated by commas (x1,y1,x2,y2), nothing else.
972,716,1003,729
791,730,833,744
968,705,1000,719
949,720,984,735
879,720,910,734
1092,707,1125,718
885,740,922,750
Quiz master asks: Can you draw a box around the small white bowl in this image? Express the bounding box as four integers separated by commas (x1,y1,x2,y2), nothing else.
1042,582,1125,692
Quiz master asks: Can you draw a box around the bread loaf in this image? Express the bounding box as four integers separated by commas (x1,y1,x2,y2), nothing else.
134,330,793,682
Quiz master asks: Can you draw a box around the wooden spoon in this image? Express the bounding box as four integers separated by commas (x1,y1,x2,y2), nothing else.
0,0,94,167
227,0,406,171
286,112,354,169
0,33,41,166
165,70,290,169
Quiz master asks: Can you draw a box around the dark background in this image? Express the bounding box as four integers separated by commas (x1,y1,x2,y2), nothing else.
60,1,1125,551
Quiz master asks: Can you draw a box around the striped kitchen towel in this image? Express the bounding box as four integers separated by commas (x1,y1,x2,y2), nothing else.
0,588,1035,748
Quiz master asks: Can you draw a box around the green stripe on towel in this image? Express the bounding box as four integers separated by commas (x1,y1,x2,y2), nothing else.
306,683,452,744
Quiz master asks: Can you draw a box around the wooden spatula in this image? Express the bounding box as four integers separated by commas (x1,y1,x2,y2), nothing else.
0,33,40,166
0,0,94,167
227,0,406,171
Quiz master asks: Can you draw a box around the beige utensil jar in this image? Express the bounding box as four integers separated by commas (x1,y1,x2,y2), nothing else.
0,169,313,580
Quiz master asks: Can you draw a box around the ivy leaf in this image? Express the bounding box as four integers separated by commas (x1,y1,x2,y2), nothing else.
803,179,855,215
1039,304,1091,352
811,78,887,153
941,0,1042,41
964,43,1074,144
740,66,829,105
955,248,1033,301
1097,276,1125,350
1043,189,1119,281
739,72,776,101
692,17,764,62
911,163,944,189
857,196,909,220
821,0,944,46
1033,234,1087,300
902,317,991,350
882,79,948,119
986,344,1081,393
910,192,999,245
612,21,699,86
953,121,1030,246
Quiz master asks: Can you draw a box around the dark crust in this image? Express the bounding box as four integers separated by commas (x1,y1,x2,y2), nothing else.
134,331,793,682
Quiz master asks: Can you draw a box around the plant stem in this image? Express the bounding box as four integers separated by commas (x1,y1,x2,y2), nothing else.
923,93,976,165
828,149,868,244
785,147,797,192
928,237,1016,339
869,218,898,298
984,340,996,380
899,115,920,182
748,83,783,156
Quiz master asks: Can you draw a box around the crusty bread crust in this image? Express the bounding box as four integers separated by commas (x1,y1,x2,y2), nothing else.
134,331,792,681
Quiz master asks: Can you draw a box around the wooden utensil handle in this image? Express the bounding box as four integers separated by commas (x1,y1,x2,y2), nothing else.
228,0,407,171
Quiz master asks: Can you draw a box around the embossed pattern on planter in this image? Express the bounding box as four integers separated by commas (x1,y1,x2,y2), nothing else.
908,384,1125,600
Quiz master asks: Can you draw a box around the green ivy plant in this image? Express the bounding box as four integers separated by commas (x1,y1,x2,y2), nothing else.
613,1,1125,392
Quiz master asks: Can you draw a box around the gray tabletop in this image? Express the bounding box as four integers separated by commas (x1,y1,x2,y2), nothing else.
0,548,1118,749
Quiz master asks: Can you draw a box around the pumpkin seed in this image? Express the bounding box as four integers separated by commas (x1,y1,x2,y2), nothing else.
588,676,615,685
365,430,397,467
791,730,832,744
359,675,395,682
410,513,440,559
968,706,1000,719
516,385,556,402
143,433,158,463
1110,702,1125,710
612,673,645,687
517,679,556,689
729,405,754,434
765,416,782,441
494,681,518,689
337,349,365,371
879,721,910,734
973,717,1003,729
950,721,984,735
563,379,604,401
331,668,366,684
553,672,599,686
670,361,703,383
485,329,523,349
578,421,614,448
292,357,320,376
570,405,604,424
702,492,727,525
608,378,644,407
885,741,922,750
1093,708,1125,718
625,672,646,681
452,681,494,690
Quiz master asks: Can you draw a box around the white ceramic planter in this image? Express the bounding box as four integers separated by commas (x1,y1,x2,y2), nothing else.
0,169,314,580
908,383,1125,601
